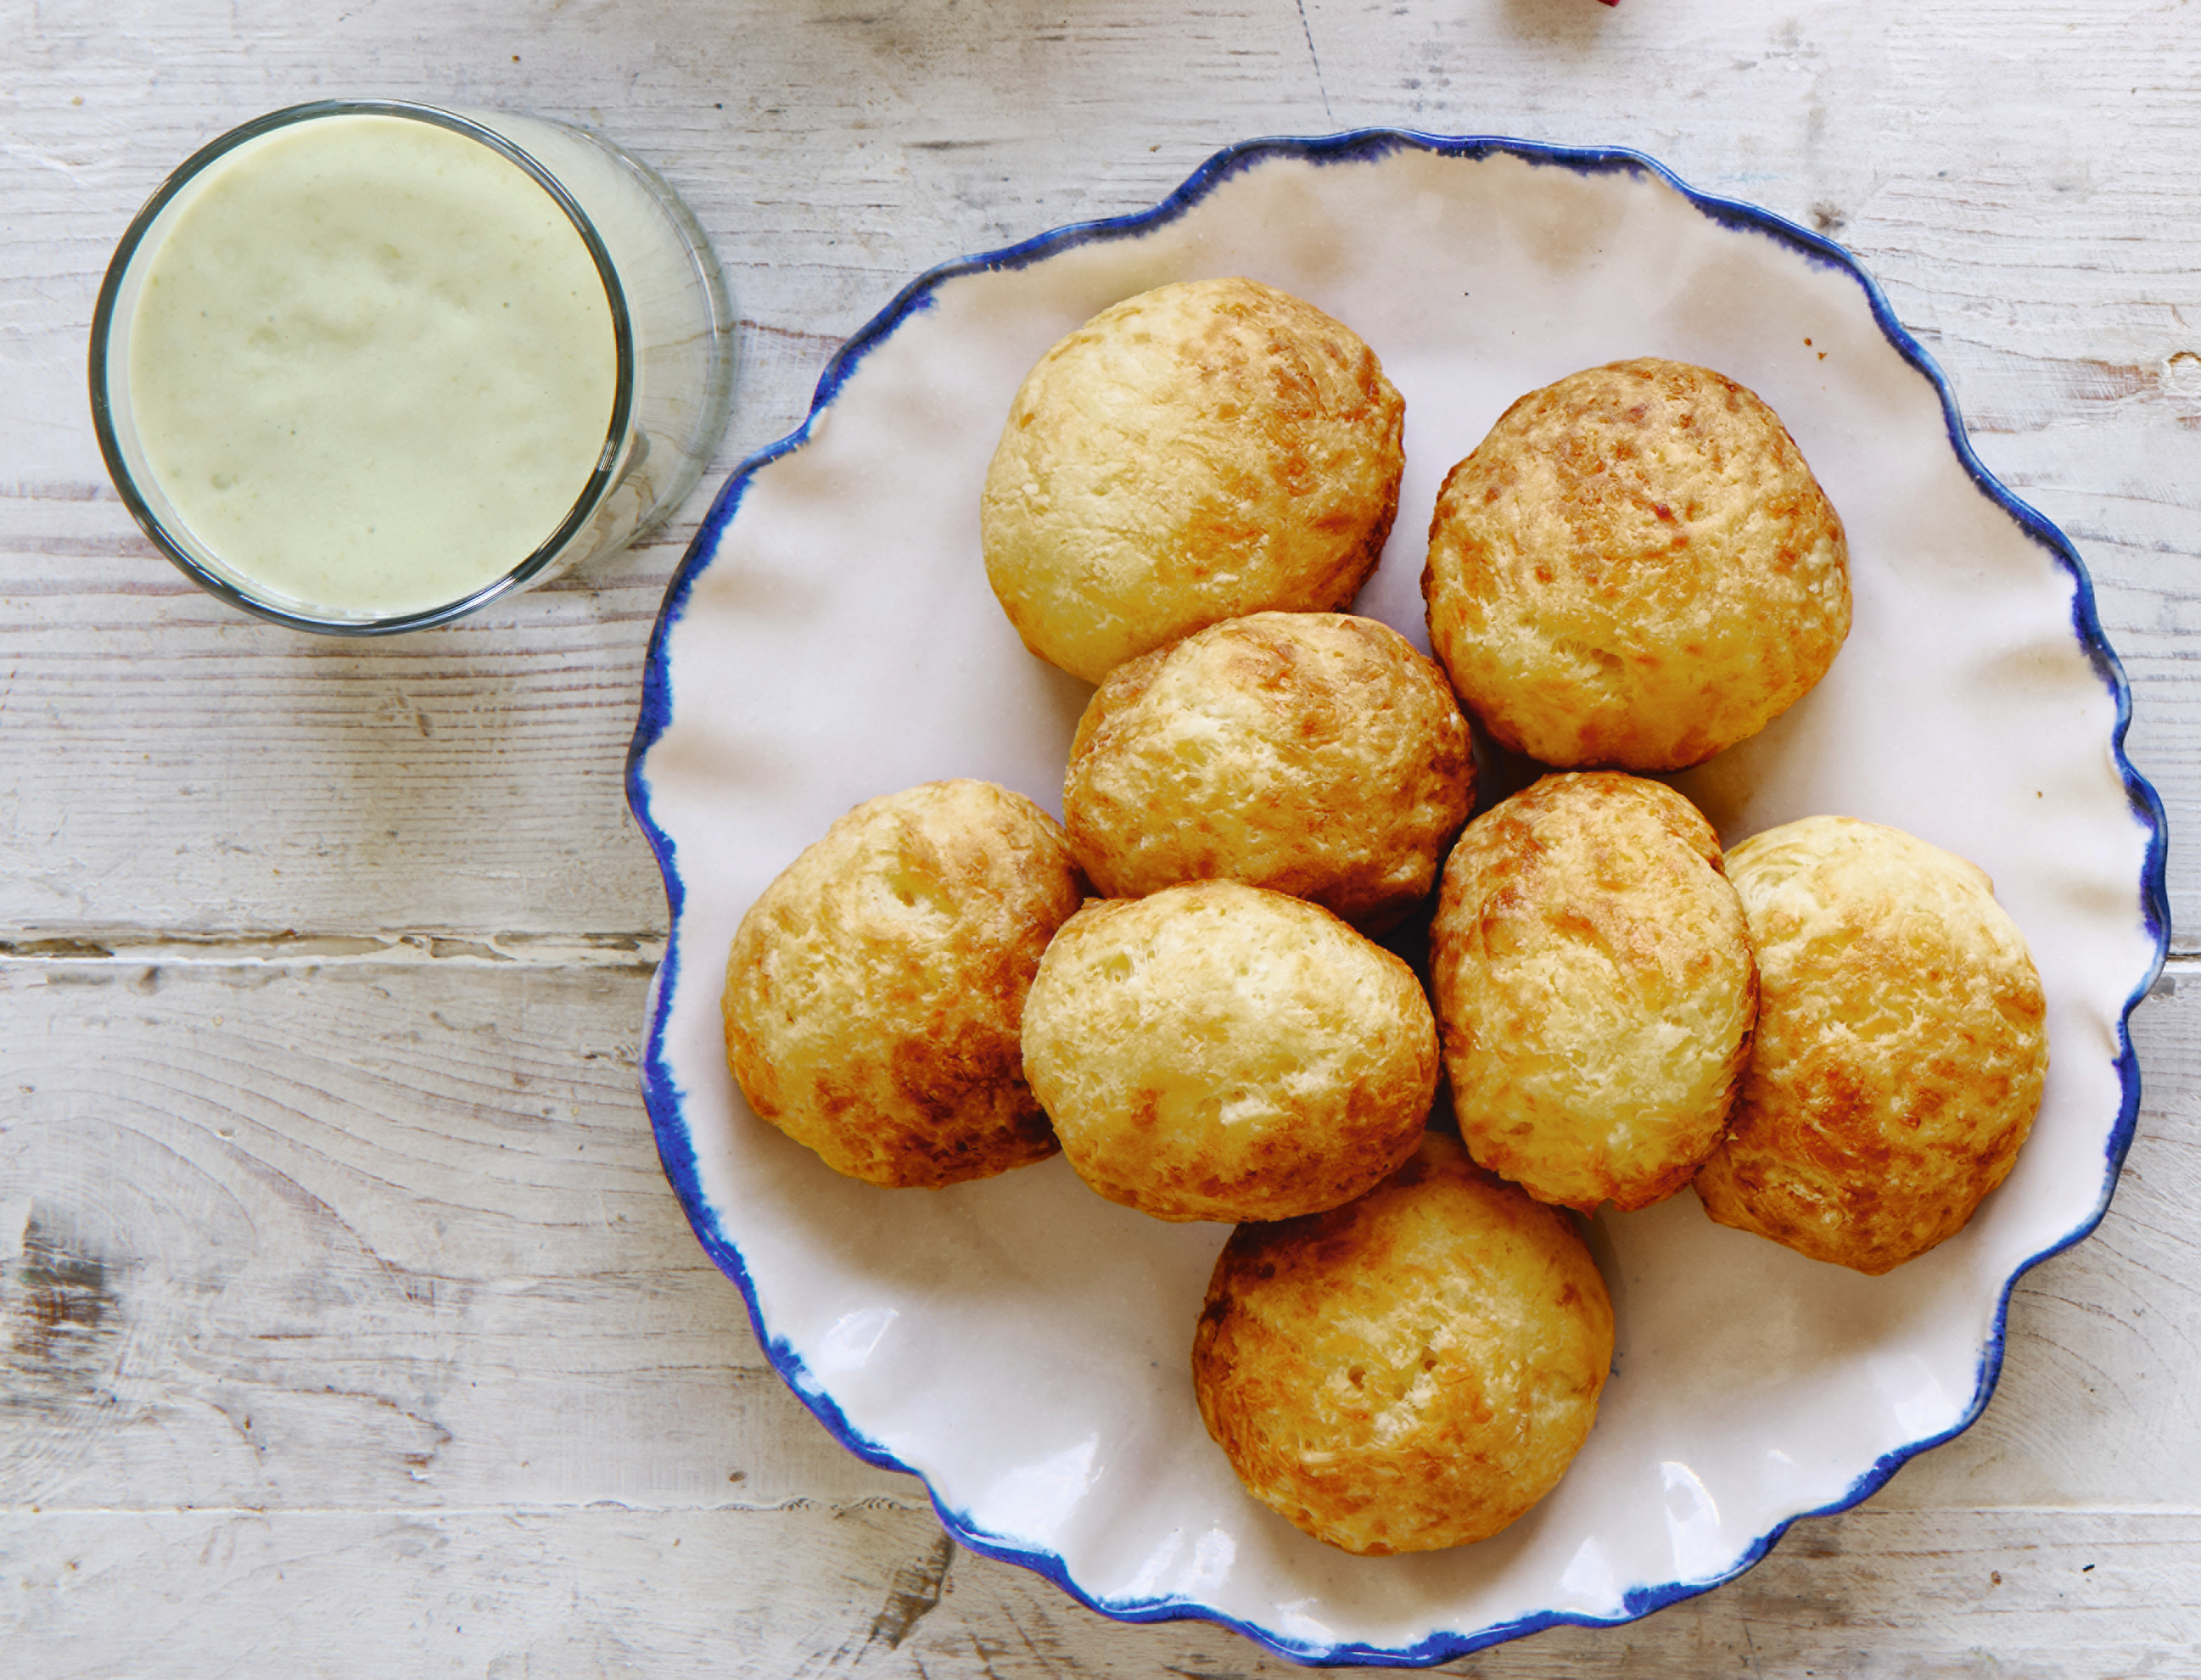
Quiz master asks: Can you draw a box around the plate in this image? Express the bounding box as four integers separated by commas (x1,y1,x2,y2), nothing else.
625,132,2169,1664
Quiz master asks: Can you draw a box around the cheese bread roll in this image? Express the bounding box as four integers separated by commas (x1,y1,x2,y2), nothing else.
1424,357,1849,770
1193,1132,1613,1554
1063,612,1472,930
722,780,1084,1188
1694,816,2048,1275
1022,880,1435,1222
984,276,1404,682
1430,772,1758,1212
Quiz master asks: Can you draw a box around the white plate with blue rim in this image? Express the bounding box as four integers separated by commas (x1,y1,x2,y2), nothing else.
626,132,2169,1665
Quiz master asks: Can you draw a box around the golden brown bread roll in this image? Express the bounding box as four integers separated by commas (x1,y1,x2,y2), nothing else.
720,779,1084,1188
1693,816,2050,1274
982,276,1406,682
1062,611,1473,930
1020,880,1435,1222
1423,356,1850,770
1429,771,1759,1212
1192,1132,1614,1555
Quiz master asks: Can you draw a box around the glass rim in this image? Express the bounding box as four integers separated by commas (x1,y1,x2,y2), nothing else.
87,98,639,636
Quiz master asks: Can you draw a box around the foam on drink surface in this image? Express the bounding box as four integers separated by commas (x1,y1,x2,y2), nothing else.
127,113,618,617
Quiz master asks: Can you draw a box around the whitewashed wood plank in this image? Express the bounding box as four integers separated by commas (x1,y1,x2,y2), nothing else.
0,415,2186,953
0,958,911,1515
4,959,2195,1522
0,528,683,944
3,482,2181,948
4,0,2197,944
1,1506,2197,1677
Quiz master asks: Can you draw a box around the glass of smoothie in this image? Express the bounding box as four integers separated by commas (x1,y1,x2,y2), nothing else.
89,99,736,634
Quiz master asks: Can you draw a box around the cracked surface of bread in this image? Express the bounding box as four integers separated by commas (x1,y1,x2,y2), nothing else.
1021,880,1436,1223
721,779,1084,1189
1192,1132,1614,1555
1063,611,1473,930
1430,772,1759,1212
981,276,1406,682
1693,816,2050,1275
1423,357,1850,769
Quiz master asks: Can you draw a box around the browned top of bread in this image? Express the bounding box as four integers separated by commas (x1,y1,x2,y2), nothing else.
1020,879,1435,1222
721,779,1084,1189
1693,816,2049,1273
1423,356,1850,770
1192,1132,1613,1555
983,277,1405,682
1063,611,1472,930
1431,771,1758,1212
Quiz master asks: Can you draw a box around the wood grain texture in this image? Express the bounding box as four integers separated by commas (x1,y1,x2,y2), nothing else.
2,1508,2199,1677
3,0,2196,1671
2,960,2195,1671
4,0,2194,941
0,959,908,1516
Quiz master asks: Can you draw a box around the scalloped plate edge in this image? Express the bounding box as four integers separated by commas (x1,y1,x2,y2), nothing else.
624,128,2172,1667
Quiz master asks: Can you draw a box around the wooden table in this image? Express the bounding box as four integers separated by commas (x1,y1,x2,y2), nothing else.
4,2,2194,1672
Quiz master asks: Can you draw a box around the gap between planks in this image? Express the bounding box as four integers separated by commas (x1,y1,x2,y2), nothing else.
0,930,665,970
5,1500,2198,1520
2,939,2191,981
0,1498,935,1520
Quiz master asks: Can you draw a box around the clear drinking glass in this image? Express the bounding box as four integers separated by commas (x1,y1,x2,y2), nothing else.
89,99,736,634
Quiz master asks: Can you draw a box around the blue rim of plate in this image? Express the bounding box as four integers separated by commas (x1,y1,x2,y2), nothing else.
624,129,2173,1666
